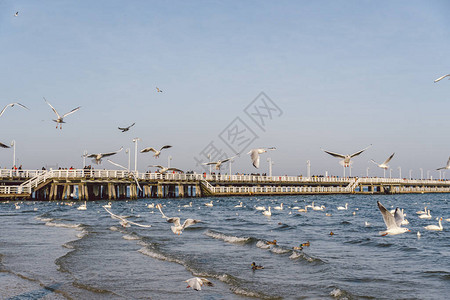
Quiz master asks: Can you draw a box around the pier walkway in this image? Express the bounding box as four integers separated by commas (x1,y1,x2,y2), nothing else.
0,169,449,200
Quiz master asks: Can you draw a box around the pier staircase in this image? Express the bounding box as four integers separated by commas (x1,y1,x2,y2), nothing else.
199,179,215,196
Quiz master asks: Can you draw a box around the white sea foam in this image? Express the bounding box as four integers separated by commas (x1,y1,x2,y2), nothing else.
256,241,270,249
289,252,302,259
270,246,291,254
76,229,88,239
45,221,80,229
138,247,184,265
122,234,140,241
109,226,120,231
330,288,348,299
204,230,250,244
35,216,53,222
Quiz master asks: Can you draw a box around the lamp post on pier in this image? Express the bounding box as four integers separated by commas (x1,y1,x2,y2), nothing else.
427,170,430,180
409,169,412,180
168,155,172,168
267,157,274,177
366,167,370,177
133,138,140,172
389,168,392,179
306,160,311,178
11,140,15,168
82,150,87,168
398,167,402,179
125,148,130,171
207,153,212,175
420,168,423,180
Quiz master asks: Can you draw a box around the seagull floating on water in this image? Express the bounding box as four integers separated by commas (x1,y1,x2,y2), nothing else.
434,74,450,83
86,147,123,164
141,145,172,158
156,204,201,235
0,102,28,118
436,156,450,171
321,145,372,167
44,98,81,129
377,201,410,236
118,123,135,132
185,277,213,291
248,147,276,168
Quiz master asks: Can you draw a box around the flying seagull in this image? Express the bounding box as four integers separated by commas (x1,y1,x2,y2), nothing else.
377,201,410,236
149,165,183,174
107,159,142,191
436,156,450,170
0,102,28,118
141,145,172,158
156,204,201,235
156,87,163,93
370,153,395,169
118,122,135,132
185,277,214,291
434,74,450,83
14,12,18,17
202,154,239,170
44,98,81,129
0,142,10,148
321,145,372,167
85,147,123,164
103,206,151,228
248,147,276,168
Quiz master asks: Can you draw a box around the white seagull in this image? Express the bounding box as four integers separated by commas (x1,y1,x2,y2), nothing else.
149,164,183,174
44,98,81,129
86,147,123,164
248,147,276,168
377,201,410,236
424,217,443,231
118,123,135,132
107,159,142,191
141,145,172,158
14,12,19,17
203,154,239,170
185,277,214,291
103,206,151,228
434,74,450,83
436,156,450,171
156,204,201,235
0,102,28,118
321,145,372,167
370,153,395,170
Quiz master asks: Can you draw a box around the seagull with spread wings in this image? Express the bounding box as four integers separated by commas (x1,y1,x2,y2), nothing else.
103,206,151,228
44,98,81,129
149,165,183,174
156,204,201,235
156,87,163,93
321,145,372,167
0,102,28,118
0,142,10,148
248,147,276,168
85,147,123,164
370,152,395,170
202,154,239,170
107,159,142,191
118,123,135,132
141,145,172,158
377,201,410,236
434,74,450,83
436,156,450,171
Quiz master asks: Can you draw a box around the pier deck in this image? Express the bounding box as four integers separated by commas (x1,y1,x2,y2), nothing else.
0,169,449,200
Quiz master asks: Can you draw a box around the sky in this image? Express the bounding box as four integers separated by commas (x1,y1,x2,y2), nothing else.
0,0,449,178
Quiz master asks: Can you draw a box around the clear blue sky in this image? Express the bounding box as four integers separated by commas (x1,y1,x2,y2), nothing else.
0,0,449,178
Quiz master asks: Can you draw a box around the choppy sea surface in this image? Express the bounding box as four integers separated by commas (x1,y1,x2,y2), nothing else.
1,194,449,299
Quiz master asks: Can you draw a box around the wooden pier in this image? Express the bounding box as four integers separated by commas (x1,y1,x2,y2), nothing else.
1,169,450,200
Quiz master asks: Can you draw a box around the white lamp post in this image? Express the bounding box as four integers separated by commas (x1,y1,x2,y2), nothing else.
306,160,311,178
398,166,402,179
125,148,130,171
267,157,274,177
11,140,16,168
168,155,172,168
366,167,370,177
409,169,412,180
82,150,87,168
389,168,392,179
208,153,212,175
133,138,140,172
427,170,430,180
420,168,423,180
